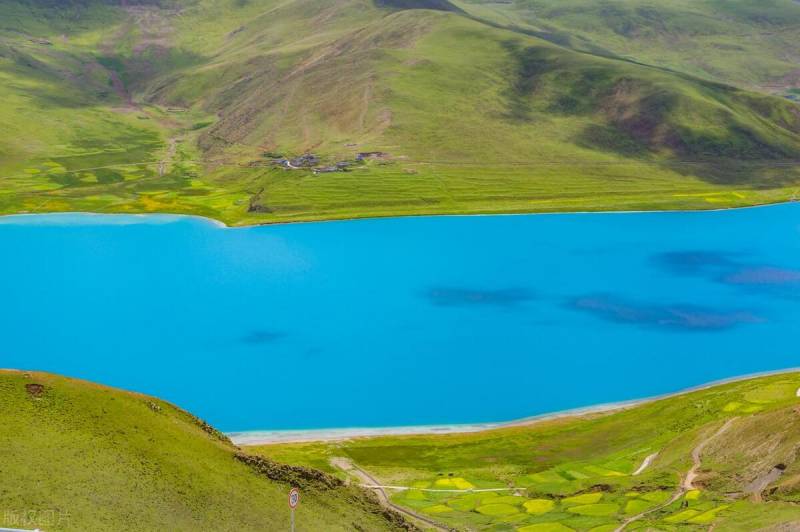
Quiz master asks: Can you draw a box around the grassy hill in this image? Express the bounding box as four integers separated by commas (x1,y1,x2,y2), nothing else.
458,0,800,97
255,372,800,531
1,0,800,224
0,369,413,531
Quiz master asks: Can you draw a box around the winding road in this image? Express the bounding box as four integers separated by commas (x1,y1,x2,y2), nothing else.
616,417,738,531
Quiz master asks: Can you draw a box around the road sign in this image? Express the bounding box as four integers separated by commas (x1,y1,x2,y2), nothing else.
288,487,300,531
288,487,300,509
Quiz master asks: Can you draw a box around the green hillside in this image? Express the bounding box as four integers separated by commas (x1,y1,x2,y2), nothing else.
459,0,800,97
0,370,413,531
256,372,800,531
1,0,800,225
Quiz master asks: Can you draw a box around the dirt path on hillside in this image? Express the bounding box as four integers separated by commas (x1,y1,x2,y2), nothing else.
683,418,737,491
158,137,180,176
616,418,738,531
330,457,452,532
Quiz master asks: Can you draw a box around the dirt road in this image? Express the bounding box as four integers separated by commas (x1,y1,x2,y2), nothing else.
330,457,452,532
616,418,737,531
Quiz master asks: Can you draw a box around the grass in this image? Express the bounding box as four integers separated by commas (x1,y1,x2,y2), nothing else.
1,0,800,225
0,370,408,532
664,508,701,523
623,498,653,515
458,0,800,94
562,494,604,506
525,499,556,515
489,496,527,506
421,504,452,514
518,523,576,532
254,372,800,530
476,503,520,516
566,504,619,517
434,477,474,489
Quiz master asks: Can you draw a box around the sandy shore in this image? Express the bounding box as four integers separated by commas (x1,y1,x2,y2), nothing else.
230,367,800,446
228,402,628,446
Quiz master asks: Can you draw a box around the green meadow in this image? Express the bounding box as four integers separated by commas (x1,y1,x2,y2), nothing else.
255,373,800,530
0,370,409,531
1,0,800,225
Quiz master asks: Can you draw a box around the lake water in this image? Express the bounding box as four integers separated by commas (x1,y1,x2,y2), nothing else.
2,206,800,432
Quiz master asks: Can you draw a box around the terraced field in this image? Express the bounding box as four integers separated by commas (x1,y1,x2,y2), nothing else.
254,373,800,530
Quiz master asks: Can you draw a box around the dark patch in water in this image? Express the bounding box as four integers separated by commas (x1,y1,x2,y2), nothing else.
652,250,740,275
722,266,800,286
653,250,800,295
242,330,286,345
426,287,535,307
571,294,763,331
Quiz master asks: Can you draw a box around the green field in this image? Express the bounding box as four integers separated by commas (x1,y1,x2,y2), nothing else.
0,370,411,531
255,372,800,530
1,0,800,225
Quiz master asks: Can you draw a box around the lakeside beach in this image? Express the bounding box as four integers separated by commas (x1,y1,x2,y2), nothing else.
231,367,800,445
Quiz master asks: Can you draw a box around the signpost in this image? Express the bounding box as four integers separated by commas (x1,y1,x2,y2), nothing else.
288,487,300,531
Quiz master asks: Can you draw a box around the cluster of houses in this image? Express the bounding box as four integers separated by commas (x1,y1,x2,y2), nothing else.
261,151,390,174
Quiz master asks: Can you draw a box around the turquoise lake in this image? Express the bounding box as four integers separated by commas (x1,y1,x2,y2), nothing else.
2,206,800,432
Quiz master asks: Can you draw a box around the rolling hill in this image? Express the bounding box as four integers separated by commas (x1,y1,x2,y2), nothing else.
255,372,800,531
1,0,799,224
0,369,413,531
457,0,800,97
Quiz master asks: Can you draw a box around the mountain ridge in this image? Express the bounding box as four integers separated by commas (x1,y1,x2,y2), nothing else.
1,0,800,224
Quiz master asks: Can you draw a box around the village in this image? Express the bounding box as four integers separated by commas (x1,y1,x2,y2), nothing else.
245,151,390,174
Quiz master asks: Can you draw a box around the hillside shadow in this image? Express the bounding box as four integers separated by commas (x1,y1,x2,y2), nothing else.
500,42,558,122
94,47,208,94
374,0,463,13
500,40,800,188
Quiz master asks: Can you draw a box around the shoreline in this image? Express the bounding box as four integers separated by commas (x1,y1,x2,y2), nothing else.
0,198,797,230
230,367,800,445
